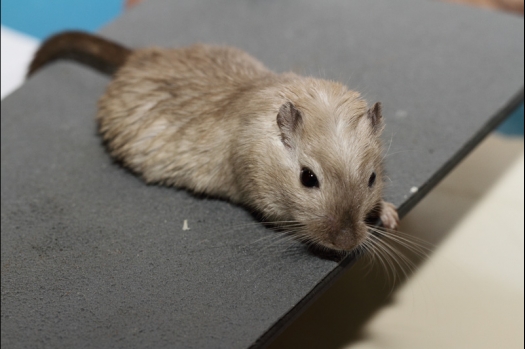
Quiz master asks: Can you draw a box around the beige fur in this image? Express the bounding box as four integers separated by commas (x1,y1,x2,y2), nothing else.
97,44,398,251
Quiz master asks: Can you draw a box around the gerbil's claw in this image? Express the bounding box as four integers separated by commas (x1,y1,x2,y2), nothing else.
380,201,399,231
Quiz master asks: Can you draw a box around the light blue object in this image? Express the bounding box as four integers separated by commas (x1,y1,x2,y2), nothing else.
497,102,524,137
1,0,123,40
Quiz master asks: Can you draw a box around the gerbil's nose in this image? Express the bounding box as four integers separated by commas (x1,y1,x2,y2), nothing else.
331,231,356,251
329,221,367,251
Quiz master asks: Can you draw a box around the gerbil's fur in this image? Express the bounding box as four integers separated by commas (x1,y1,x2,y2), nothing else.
29,32,399,252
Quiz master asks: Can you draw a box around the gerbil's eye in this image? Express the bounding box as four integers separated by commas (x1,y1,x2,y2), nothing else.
300,167,319,188
368,172,376,188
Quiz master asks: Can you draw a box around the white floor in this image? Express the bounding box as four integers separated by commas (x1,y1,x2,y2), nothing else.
347,135,523,349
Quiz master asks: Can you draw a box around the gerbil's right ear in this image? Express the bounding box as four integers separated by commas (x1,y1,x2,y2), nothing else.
367,102,384,134
277,102,303,149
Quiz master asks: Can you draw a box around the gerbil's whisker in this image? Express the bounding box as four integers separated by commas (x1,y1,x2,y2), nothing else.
383,149,421,159
369,225,435,250
367,226,432,258
383,132,395,161
366,235,395,284
360,224,434,291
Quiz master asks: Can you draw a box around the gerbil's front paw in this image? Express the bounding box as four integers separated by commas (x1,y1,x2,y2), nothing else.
380,201,399,231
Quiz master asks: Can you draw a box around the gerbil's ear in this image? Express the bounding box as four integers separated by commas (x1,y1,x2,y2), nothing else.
367,102,384,134
277,102,303,149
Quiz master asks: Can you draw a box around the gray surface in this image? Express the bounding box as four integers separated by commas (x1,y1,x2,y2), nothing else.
1,0,523,348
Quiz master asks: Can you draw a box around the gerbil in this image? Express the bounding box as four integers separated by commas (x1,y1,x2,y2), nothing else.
28,31,399,252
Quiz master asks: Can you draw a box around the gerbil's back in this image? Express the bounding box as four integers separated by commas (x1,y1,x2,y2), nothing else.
113,44,271,95
97,44,272,196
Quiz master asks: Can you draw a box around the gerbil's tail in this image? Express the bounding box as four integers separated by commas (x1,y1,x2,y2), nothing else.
27,31,132,77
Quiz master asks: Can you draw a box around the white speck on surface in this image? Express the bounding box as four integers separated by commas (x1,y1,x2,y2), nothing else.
395,110,408,119
410,186,419,194
182,220,190,231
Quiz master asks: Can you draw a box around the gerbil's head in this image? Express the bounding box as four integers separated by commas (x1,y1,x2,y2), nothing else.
262,81,386,252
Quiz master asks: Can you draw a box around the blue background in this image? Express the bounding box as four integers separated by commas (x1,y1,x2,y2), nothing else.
1,0,123,40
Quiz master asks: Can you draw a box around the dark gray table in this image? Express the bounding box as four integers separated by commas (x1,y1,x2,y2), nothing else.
1,0,523,348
